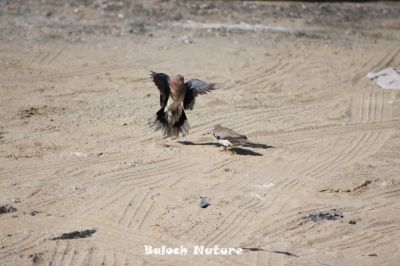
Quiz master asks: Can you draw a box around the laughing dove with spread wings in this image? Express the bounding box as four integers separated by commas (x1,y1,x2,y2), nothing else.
213,124,268,150
150,71,217,137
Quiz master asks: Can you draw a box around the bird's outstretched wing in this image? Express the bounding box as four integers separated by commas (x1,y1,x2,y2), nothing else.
184,79,217,110
150,71,170,108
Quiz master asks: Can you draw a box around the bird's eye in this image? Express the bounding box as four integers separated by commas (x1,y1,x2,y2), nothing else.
180,77,184,82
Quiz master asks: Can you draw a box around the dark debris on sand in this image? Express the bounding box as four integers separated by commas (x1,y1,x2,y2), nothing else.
28,253,43,264
302,209,343,223
0,204,17,214
241,248,299,257
319,179,376,194
242,247,266,252
271,250,299,257
51,229,96,240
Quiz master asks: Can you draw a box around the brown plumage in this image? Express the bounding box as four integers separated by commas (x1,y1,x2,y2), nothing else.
150,71,217,138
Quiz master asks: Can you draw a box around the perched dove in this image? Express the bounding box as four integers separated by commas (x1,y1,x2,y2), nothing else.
150,71,217,137
213,124,268,150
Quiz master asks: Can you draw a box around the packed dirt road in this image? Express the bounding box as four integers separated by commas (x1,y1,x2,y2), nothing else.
1,1,400,265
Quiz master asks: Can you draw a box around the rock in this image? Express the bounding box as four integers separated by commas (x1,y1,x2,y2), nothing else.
181,35,193,44
199,196,211,208
9,198,21,204
0,204,17,214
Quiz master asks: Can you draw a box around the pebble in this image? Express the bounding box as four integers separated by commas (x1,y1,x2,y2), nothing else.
199,196,211,208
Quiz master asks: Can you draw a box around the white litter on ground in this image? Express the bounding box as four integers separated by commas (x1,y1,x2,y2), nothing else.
167,21,295,33
367,68,400,90
255,183,274,188
72,151,87,157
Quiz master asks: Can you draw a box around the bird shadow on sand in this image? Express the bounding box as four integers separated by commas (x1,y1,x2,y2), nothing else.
230,147,263,156
178,141,220,147
178,141,274,156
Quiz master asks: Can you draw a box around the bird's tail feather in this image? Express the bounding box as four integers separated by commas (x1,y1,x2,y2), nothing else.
153,108,189,138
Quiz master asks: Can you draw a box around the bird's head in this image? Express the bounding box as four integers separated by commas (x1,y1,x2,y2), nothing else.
170,75,184,90
172,74,184,84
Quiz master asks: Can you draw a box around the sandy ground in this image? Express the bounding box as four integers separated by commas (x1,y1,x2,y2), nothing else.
1,0,400,265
